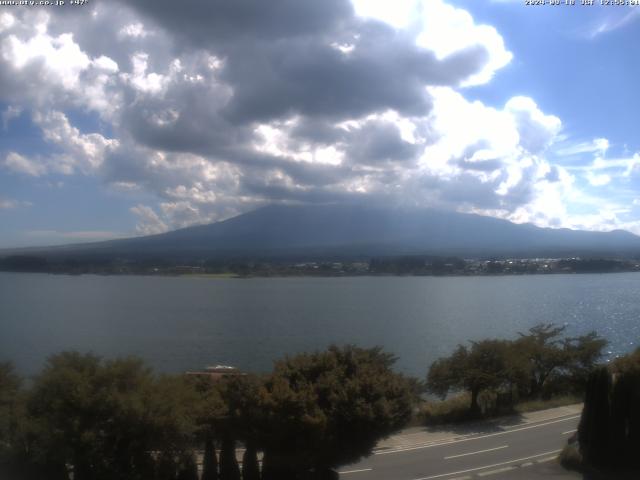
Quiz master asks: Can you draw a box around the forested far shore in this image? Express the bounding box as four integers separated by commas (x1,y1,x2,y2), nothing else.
1,254,639,277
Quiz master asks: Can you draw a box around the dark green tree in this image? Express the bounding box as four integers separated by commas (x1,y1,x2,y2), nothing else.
579,349,640,470
514,324,607,398
561,331,607,392
26,352,200,480
0,362,21,457
219,436,241,480
201,435,218,480
156,451,177,480
241,443,260,480
176,452,198,480
259,345,415,476
427,340,512,416
515,323,568,397
213,375,264,480
189,375,226,480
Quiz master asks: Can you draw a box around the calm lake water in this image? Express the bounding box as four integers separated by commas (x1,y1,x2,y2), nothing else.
1,272,639,377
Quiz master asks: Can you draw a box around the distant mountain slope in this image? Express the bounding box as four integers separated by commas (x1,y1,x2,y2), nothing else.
4,204,640,260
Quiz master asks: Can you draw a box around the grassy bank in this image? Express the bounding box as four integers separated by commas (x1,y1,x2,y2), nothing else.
416,393,582,426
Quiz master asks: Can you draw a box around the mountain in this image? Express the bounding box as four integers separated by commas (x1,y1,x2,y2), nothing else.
3,204,640,261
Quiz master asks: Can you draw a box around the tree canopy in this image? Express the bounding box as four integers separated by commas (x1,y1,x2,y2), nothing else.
1,345,416,480
427,324,607,417
259,345,416,477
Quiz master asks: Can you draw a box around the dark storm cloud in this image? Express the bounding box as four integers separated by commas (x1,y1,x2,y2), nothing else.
111,0,489,127
430,174,503,210
288,118,345,145
240,178,364,205
344,120,420,165
219,29,486,123
118,0,354,47
4,0,553,234
119,71,244,157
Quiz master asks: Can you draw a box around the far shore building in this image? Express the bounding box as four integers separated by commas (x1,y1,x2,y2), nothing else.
185,365,246,382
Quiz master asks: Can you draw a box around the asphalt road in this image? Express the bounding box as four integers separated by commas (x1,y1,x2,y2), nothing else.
338,410,581,480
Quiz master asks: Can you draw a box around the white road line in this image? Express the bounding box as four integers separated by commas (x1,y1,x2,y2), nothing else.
501,410,581,430
375,416,579,456
338,468,373,475
375,412,581,455
562,429,577,435
477,466,515,477
410,449,562,480
536,455,558,463
444,445,508,460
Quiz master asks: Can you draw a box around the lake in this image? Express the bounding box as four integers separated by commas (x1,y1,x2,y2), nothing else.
1,272,639,378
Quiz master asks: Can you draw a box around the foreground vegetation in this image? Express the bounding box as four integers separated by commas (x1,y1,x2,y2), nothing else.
0,346,416,480
426,324,606,419
0,324,617,479
574,348,640,473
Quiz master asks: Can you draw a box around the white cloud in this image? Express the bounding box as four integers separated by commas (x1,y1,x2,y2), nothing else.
505,97,562,154
1,0,633,238
121,52,168,95
130,204,169,235
33,110,118,173
1,105,21,129
26,230,124,241
2,17,90,90
555,138,609,157
352,0,513,87
3,152,47,176
118,22,150,39
588,8,640,38
586,171,612,187
0,197,31,210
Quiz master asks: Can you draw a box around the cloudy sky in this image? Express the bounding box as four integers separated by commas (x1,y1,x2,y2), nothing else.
1,0,639,247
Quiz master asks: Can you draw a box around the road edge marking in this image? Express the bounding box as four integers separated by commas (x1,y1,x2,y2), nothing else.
444,445,508,460
411,449,562,480
338,468,373,475
376,416,579,456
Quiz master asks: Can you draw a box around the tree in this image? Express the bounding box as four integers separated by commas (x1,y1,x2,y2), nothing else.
219,436,241,480
241,443,260,480
156,450,178,480
515,323,568,397
515,324,607,398
201,435,218,480
176,452,198,480
0,362,37,480
562,331,607,392
427,340,512,417
578,349,640,470
26,352,200,480
0,362,21,458
259,345,415,477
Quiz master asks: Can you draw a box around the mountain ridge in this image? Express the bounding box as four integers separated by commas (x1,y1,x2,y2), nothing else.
2,204,640,261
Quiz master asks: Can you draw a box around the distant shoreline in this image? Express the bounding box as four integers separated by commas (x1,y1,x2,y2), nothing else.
2,269,640,279
2,254,639,277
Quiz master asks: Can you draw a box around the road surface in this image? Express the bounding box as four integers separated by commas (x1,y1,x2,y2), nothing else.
339,406,582,480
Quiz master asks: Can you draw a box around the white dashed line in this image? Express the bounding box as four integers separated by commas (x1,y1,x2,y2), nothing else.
410,449,562,480
377,415,579,456
477,466,515,477
536,455,558,464
338,468,373,475
444,445,508,460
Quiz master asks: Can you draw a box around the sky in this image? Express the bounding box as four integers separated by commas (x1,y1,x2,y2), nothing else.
1,0,640,248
